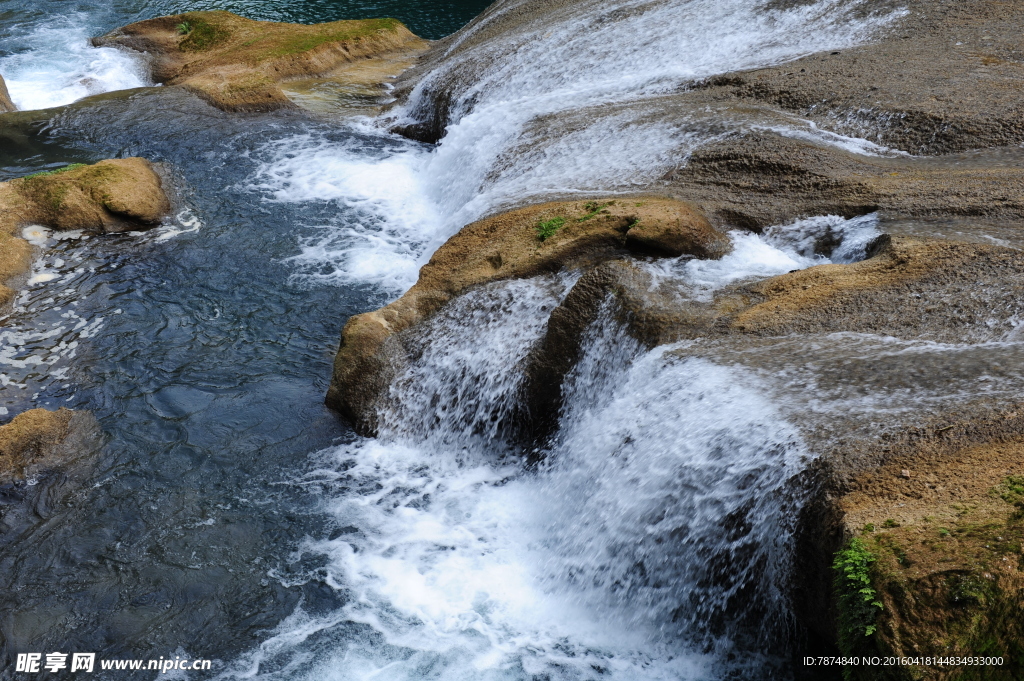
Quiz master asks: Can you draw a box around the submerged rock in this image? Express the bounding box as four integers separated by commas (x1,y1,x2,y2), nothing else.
93,11,427,112
0,158,170,306
0,408,100,484
0,74,15,113
325,197,727,434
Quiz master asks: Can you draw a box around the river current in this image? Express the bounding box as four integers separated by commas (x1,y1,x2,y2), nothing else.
0,1,907,679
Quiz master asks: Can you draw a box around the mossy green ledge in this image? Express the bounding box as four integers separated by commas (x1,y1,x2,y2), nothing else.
93,11,428,112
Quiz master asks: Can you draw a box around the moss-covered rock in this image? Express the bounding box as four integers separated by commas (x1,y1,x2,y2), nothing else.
0,74,15,113
0,157,170,306
93,11,427,112
325,197,728,434
830,429,1024,680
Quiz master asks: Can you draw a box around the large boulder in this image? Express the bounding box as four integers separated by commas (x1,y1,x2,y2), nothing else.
93,11,427,112
0,158,170,306
325,197,729,434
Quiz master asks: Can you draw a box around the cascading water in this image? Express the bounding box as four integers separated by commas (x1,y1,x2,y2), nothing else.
252,0,904,294
0,13,151,111
219,266,814,680
221,1,911,677
0,0,917,676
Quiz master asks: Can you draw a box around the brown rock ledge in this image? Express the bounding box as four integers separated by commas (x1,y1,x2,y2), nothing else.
0,158,171,307
325,197,729,434
93,11,428,112
797,407,1024,680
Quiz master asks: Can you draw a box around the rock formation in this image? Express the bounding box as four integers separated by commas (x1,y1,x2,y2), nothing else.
93,11,428,112
326,0,1024,666
0,158,170,306
326,197,729,434
0,74,15,112
0,408,100,484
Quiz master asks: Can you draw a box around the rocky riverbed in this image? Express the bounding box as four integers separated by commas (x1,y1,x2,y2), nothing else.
329,0,1024,676
0,0,1022,679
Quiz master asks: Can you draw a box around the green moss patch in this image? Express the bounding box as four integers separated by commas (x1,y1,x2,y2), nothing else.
260,18,402,59
20,164,87,181
15,163,127,213
178,13,231,52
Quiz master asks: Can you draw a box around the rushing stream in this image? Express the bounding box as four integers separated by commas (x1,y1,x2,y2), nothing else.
0,0,916,679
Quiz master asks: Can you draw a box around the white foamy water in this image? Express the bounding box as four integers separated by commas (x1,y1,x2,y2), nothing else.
223,276,808,680
251,0,902,292
249,133,441,291
0,15,150,111
230,1,906,676
643,212,881,300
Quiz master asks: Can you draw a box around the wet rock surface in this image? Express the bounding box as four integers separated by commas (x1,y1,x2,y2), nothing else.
94,11,428,112
0,409,100,484
326,197,728,434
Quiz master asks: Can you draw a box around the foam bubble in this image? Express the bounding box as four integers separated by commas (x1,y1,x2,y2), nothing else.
21,225,53,247
27,271,59,285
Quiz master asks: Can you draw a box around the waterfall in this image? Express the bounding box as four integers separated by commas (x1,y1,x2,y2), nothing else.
252,0,903,294
231,220,883,679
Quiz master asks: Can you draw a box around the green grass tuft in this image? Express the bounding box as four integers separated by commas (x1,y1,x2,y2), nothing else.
536,216,565,241
176,21,192,35
576,200,613,222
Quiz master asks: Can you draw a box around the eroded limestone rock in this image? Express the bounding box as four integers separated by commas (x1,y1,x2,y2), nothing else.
94,11,427,112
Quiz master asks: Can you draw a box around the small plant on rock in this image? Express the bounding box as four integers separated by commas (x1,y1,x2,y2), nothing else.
177,21,192,35
834,537,883,648
535,216,565,242
577,200,612,222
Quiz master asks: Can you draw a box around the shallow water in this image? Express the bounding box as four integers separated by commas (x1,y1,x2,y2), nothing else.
0,0,973,679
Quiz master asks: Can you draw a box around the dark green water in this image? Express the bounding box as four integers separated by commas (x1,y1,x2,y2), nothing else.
0,0,492,42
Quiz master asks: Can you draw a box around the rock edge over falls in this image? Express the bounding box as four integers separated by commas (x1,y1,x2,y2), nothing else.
0,75,14,113
325,0,1024,674
93,11,427,112
326,198,729,434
